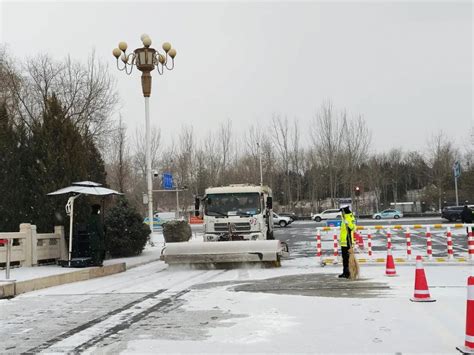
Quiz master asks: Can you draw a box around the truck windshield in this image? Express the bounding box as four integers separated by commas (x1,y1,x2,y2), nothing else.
205,193,261,216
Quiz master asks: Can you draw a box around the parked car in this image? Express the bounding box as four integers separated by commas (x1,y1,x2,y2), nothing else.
441,205,474,222
372,209,403,220
273,212,293,227
312,209,341,222
143,217,162,230
278,212,298,221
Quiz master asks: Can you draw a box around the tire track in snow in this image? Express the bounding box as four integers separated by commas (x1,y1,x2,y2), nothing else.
29,269,228,354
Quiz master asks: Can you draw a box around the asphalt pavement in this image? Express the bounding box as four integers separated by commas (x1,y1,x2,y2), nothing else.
275,218,469,259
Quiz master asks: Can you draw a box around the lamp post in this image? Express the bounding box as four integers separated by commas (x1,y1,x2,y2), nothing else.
113,34,176,233
257,141,263,187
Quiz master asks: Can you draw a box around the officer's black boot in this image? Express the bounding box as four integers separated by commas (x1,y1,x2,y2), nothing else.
339,266,350,278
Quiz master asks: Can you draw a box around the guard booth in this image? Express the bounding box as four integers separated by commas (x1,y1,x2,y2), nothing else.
48,181,121,268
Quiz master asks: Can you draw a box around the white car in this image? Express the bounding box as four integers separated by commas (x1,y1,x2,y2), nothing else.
372,209,403,220
273,212,292,227
312,209,341,222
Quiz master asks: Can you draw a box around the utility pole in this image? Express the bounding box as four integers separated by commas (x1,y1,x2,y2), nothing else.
454,161,460,206
257,141,263,186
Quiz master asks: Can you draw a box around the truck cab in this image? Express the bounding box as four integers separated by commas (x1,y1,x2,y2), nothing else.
199,184,274,242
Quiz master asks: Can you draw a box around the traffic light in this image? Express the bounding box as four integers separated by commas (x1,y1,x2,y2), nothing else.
355,186,361,197
194,197,200,217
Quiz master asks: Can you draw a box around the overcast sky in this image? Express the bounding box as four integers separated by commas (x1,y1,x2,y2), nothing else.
1,1,472,153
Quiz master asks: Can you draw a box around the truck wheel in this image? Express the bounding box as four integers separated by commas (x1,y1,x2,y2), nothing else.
315,217,321,222
279,220,287,227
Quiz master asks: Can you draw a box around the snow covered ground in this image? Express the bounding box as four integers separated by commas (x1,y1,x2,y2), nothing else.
1,228,473,354
117,260,473,354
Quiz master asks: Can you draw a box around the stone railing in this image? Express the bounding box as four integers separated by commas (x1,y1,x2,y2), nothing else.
0,224,67,267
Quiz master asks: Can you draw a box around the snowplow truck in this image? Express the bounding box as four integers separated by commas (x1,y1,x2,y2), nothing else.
161,184,289,267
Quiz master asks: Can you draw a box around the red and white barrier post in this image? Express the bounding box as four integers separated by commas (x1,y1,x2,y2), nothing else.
316,230,322,264
456,276,474,353
446,226,454,261
333,232,339,264
367,230,373,261
426,226,433,260
405,226,412,261
356,231,364,250
386,229,392,250
469,226,474,261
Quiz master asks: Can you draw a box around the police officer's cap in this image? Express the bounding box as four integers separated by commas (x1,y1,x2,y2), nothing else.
339,205,351,214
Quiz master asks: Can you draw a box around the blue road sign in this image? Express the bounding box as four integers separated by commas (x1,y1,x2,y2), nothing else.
162,173,174,190
453,161,461,178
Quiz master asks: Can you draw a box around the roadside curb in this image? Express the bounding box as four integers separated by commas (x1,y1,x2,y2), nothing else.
126,257,161,270
0,262,126,299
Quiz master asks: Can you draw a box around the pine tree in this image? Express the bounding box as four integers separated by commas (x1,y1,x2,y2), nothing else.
0,103,17,230
27,94,107,232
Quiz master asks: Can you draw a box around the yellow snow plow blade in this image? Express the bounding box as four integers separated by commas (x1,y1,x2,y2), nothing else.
161,240,288,267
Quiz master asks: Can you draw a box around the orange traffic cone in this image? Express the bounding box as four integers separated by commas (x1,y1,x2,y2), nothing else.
385,248,397,277
457,276,474,353
410,255,436,302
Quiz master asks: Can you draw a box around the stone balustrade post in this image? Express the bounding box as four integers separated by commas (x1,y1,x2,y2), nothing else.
20,223,34,266
55,225,67,261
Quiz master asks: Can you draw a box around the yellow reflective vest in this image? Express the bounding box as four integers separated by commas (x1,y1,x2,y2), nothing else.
339,212,356,247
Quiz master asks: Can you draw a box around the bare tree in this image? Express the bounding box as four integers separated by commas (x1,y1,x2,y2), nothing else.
290,120,304,202
217,118,233,184
244,125,267,185
306,148,327,213
203,132,220,187
132,126,162,178
177,126,196,214
271,115,292,205
0,47,24,121
386,148,404,204
340,113,371,196
427,132,458,211
192,146,209,195
105,116,130,193
2,51,118,144
310,101,342,207
176,124,194,189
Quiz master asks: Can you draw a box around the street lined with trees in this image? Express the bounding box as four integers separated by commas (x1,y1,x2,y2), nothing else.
1,46,473,228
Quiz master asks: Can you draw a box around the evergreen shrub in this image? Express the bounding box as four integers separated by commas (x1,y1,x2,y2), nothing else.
162,220,192,242
105,198,150,257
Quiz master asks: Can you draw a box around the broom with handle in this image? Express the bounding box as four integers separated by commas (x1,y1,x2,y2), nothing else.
342,210,359,280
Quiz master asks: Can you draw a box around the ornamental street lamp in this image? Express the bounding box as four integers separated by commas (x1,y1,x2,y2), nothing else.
113,34,176,233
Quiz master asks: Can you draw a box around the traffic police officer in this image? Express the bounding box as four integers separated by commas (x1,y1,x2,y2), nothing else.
339,205,356,278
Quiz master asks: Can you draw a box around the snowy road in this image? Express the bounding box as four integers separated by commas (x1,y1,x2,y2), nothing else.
0,222,473,354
